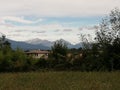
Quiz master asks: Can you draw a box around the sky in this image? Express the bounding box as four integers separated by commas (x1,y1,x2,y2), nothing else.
0,0,120,44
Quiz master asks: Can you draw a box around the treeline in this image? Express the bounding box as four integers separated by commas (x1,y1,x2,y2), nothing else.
0,8,120,72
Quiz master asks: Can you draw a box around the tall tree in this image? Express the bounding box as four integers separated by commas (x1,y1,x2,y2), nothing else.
0,34,6,49
96,8,120,47
51,40,68,60
95,8,120,70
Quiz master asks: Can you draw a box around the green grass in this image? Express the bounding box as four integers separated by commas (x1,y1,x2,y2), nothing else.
0,71,120,90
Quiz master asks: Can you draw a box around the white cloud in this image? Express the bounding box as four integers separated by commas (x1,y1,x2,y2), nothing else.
0,22,97,44
0,16,42,24
0,0,119,17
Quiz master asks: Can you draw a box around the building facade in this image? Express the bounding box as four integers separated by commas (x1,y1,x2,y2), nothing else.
26,50,49,59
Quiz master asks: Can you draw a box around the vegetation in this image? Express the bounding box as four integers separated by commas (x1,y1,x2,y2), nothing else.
81,8,120,71
0,71,120,90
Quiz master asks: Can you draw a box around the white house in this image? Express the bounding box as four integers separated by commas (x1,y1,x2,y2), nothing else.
26,50,49,59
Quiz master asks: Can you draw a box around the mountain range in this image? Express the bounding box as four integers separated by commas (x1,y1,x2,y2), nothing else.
7,38,82,50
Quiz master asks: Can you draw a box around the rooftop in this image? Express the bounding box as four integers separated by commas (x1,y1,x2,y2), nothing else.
26,50,49,54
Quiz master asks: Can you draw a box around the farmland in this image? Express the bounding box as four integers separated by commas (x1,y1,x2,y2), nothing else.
0,71,120,90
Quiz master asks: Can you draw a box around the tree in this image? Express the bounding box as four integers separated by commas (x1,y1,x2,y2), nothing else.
95,8,120,71
49,40,69,70
51,40,68,60
78,8,120,71
0,34,6,49
11,48,28,71
96,8,120,47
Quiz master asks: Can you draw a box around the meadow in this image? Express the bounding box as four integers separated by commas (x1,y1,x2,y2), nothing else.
0,71,120,90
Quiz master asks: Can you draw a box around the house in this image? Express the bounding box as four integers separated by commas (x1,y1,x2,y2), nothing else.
67,52,83,61
26,50,49,59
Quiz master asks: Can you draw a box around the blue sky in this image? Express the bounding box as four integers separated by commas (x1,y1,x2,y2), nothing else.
0,0,120,44
5,16,101,27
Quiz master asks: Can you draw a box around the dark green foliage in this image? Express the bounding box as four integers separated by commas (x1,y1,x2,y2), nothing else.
51,40,68,59
35,58,48,69
49,40,70,70
80,8,120,71
0,38,34,72
0,48,33,72
95,8,120,71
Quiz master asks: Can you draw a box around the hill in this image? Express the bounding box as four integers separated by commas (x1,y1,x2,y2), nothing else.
7,38,82,50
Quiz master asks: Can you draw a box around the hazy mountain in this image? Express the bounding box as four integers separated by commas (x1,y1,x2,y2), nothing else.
26,38,82,49
6,38,82,50
7,39,50,50
48,39,82,49
26,38,72,48
26,38,54,47
55,39,73,48
56,39,72,45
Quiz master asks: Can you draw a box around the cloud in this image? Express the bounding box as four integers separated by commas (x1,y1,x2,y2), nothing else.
0,16,42,25
78,25,99,31
0,22,80,43
32,31,46,33
0,0,120,17
54,29,60,32
9,34,22,37
63,29,72,32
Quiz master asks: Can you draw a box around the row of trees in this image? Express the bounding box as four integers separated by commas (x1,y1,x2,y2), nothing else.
0,35,33,72
0,8,120,72
80,8,120,71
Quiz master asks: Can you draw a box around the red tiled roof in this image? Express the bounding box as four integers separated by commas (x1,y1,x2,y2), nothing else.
26,50,49,54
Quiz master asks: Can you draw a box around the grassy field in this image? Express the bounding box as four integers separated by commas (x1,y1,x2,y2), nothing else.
0,71,120,90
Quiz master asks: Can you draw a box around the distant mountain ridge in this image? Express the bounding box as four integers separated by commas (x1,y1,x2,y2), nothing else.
26,38,53,47
7,38,82,50
26,38,82,48
7,39,50,50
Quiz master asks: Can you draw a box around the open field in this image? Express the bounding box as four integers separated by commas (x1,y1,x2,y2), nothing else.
0,71,120,90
